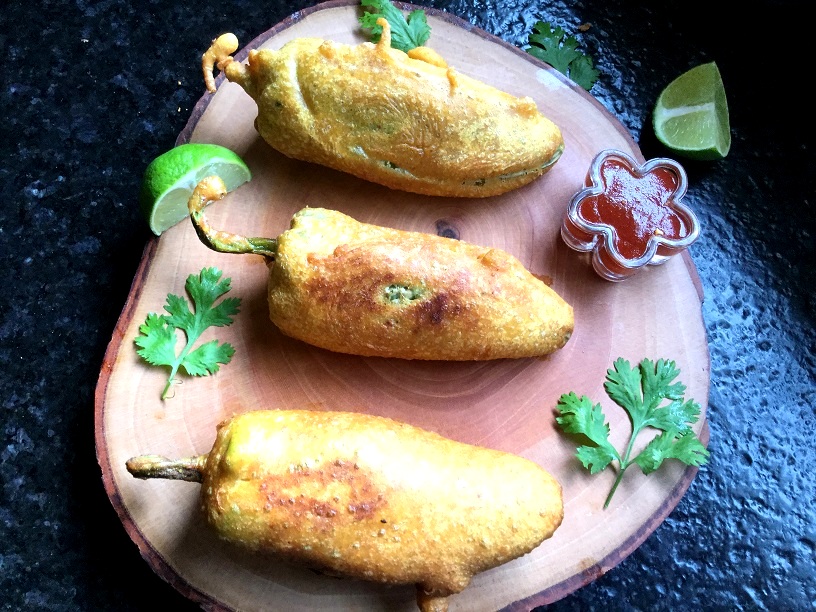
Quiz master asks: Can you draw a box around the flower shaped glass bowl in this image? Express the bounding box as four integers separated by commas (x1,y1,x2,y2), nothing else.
561,149,700,281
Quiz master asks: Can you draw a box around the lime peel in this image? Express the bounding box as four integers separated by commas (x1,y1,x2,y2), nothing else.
652,62,731,161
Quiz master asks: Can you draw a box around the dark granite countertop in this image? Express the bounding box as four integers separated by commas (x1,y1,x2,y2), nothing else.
1,1,813,610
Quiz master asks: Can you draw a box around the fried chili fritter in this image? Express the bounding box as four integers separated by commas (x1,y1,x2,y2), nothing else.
202,19,564,197
188,176,574,360
127,409,564,612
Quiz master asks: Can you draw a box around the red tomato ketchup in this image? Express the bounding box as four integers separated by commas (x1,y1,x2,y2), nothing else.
561,150,700,281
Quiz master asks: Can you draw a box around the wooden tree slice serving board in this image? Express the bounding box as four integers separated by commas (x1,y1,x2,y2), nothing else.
95,2,710,610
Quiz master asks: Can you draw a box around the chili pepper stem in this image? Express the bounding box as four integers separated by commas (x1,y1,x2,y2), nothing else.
126,454,207,483
187,176,278,259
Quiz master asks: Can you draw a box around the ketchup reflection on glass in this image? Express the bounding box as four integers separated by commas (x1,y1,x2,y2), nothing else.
561,149,700,281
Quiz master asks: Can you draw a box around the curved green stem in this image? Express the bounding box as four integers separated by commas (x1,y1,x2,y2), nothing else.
161,330,198,400
126,454,208,483
187,175,278,259
162,365,180,400
604,423,641,508
604,464,628,509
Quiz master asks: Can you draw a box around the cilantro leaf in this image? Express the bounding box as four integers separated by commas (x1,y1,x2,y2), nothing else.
524,21,599,91
554,357,709,508
647,398,701,434
181,339,236,377
556,392,619,473
639,358,686,409
359,0,431,52
634,429,710,475
134,267,241,399
527,23,581,74
604,357,645,422
604,357,691,431
134,314,178,367
576,445,618,475
566,54,600,92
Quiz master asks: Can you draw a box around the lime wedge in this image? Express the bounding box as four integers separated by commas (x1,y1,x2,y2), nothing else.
139,143,251,235
652,62,731,161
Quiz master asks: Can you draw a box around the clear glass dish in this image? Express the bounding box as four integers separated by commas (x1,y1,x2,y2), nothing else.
561,149,700,281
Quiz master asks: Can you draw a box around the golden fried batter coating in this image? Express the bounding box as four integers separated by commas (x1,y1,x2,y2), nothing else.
269,207,574,359
202,20,564,197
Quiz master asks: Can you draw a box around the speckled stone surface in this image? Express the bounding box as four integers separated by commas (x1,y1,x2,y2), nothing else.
1,1,813,610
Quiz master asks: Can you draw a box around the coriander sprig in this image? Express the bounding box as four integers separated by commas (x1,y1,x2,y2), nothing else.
135,267,241,399
359,0,431,52
556,358,709,508
524,21,599,91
